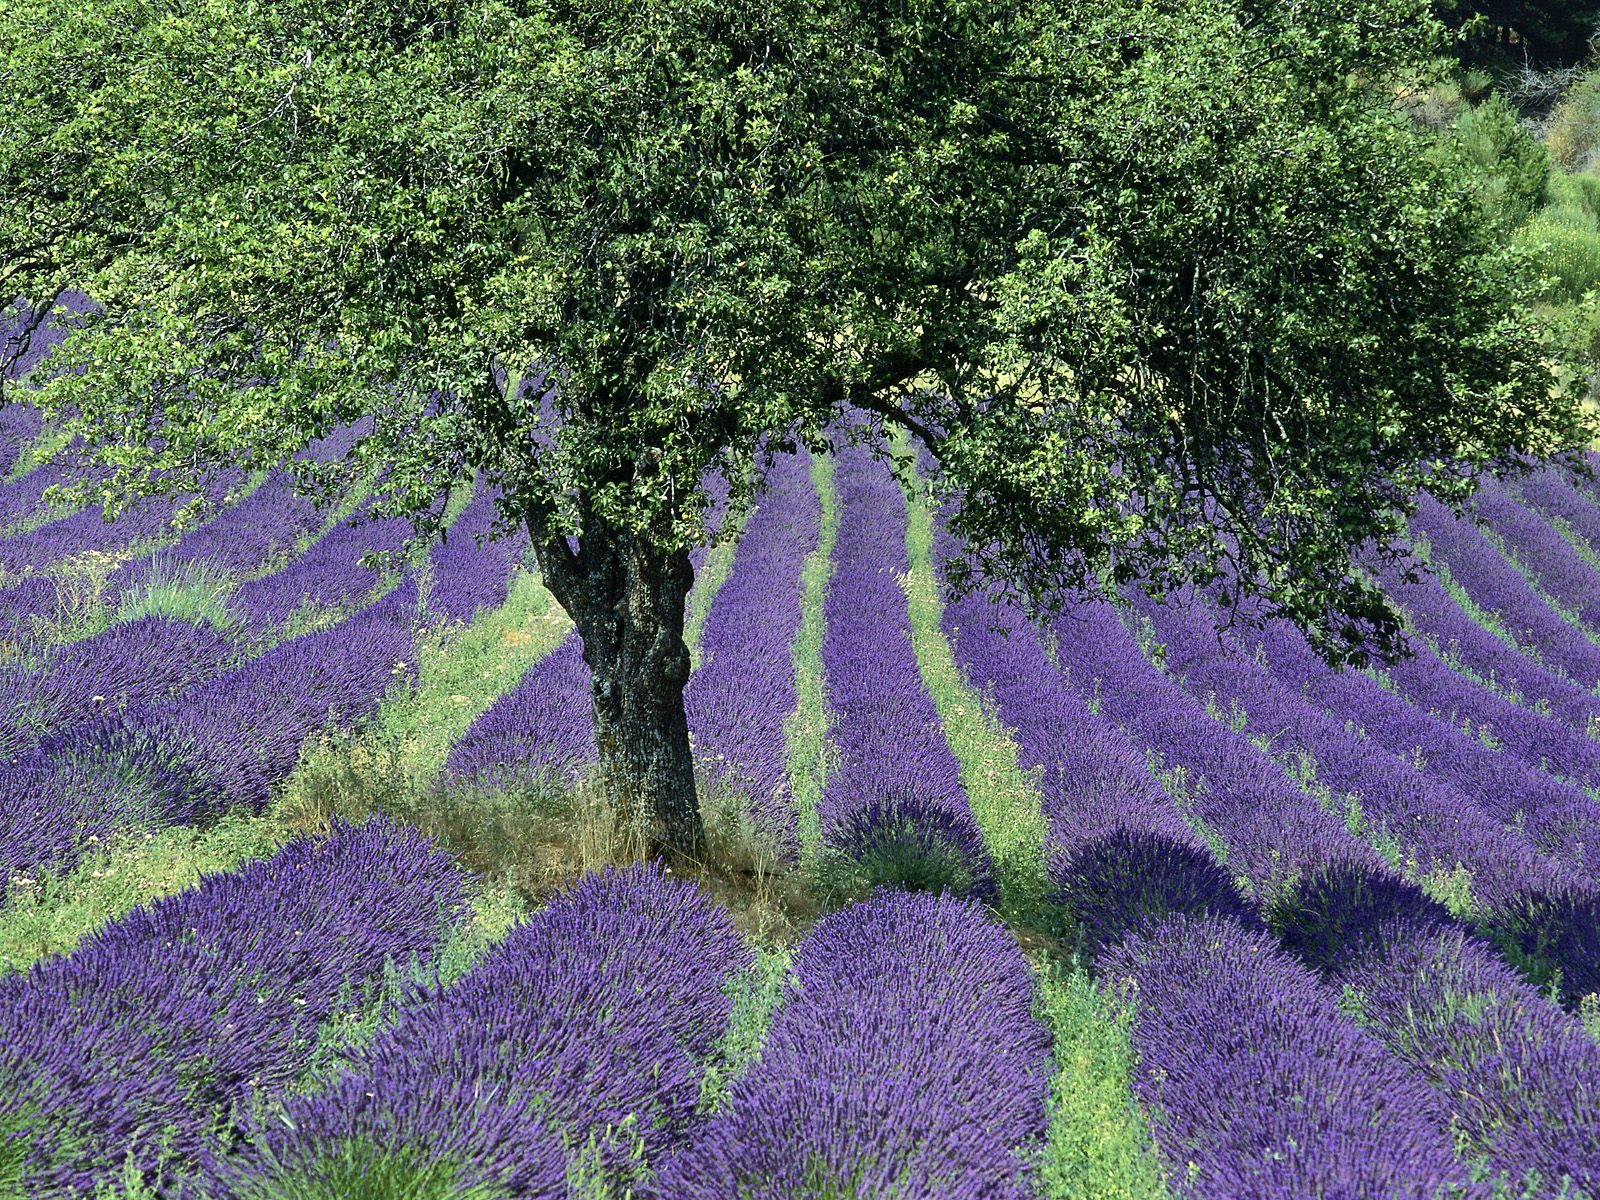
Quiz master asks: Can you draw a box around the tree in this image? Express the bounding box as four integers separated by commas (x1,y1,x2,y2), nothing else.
1,0,1590,854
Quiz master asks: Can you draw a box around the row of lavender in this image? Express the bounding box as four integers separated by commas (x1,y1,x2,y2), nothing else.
0,462,527,885
934,458,1600,1196
0,835,1051,1199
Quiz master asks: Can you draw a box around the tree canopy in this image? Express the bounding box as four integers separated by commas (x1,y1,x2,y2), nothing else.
2,0,1591,849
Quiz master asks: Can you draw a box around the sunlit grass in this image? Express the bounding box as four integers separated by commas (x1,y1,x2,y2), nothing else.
785,453,839,866
1034,960,1172,1200
902,489,1051,923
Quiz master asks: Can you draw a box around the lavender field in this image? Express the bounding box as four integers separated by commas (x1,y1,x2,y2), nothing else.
2,388,1600,1199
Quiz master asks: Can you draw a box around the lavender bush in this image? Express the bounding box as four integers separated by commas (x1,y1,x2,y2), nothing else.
649,889,1051,1200
0,817,467,1196
208,862,747,1199
935,533,1256,954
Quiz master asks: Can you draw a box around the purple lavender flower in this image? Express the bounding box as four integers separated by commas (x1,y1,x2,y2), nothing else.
0,817,468,1196
228,500,415,634
0,404,41,476
208,862,748,1199
648,889,1051,1200
0,290,90,382
1045,591,1377,895
0,615,238,762
441,631,594,793
1378,555,1600,737
1101,913,1468,1199
0,466,245,578
1470,474,1600,634
818,448,994,899
1242,608,1600,893
936,532,1257,952
1515,464,1600,561
1130,588,1600,998
419,484,529,624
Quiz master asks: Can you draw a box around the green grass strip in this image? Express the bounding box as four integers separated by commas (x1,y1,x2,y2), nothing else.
686,526,743,669
697,943,796,1115
1034,960,1171,1200
373,568,570,783
6,419,70,482
784,453,839,865
1550,511,1600,577
0,811,287,975
901,490,1051,923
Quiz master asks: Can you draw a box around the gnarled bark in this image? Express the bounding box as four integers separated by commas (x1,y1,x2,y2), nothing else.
531,510,704,856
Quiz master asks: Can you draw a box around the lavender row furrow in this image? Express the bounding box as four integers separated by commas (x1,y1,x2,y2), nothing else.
1133,592,1600,1183
0,426,367,645
1516,464,1600,558
1377,556,1600,736
1470,475,1600,633
1246,612,1600,894
1101,914,1468,1199
0,442,102,533
207,862,747,1197
942,569,1453,1196
1376,627,1600,792
651,890,1050,1200
1138,588,1600,1000
0,586,419,880
937,536,1253,957
943,546,1595,1194
440,630,593,791
0,616,239,763
818,448,993,896
0,466,246,578
0,817,468,1196
1036,569,1600,1184
686,451,818,856
0,468,243,651
111,470,323,588
1412,494,1600,687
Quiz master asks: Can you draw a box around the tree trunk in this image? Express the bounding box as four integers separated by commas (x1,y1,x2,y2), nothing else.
530,511,704,856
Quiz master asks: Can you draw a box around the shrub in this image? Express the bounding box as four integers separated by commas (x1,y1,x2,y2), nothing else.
1454,93,1549,227
1514,206,1600,301
1546,71,1600,172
